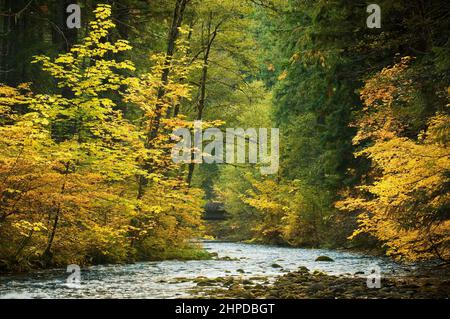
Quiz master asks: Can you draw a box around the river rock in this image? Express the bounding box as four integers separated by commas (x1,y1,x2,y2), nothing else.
297,266,309,273
223,278,234,287
220,256,238,261
315,256,334,262
195,278,218,286
307,282,326,293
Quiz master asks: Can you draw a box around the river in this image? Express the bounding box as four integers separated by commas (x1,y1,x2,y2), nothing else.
0,241,415,299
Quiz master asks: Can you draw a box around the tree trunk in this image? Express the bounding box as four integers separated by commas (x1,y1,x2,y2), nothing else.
52,0,78,52
42,163,69,266
137,0,190,199
186,13,221,186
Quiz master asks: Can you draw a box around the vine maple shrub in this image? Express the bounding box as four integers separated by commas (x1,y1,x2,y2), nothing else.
336,57,450,262
0,4,206,271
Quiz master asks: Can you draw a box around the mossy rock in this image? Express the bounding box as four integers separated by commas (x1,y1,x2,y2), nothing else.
219,255,239,261
271,263,283,268
315,255,334,262
223,278,235,287
297,266,309,273
196,279,219,287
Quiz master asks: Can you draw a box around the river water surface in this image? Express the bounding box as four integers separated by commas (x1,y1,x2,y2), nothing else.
0,241,416,298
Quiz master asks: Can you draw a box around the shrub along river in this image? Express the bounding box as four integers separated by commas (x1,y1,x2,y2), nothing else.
0,241,435,299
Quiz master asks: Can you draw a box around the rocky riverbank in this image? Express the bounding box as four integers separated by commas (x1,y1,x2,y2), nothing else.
1,241,448,299
190,266,450,299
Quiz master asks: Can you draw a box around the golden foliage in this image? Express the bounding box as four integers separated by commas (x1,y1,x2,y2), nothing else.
337,58,450,261
0,5,205,271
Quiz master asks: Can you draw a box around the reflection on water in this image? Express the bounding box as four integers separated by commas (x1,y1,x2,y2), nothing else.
0,241,415,299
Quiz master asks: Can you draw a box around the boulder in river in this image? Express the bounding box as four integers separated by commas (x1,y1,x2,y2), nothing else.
315,255,334,262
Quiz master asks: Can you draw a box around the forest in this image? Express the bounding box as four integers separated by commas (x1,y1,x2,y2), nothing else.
0,0,449,290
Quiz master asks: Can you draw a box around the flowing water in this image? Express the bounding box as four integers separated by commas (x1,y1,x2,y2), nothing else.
0,241,415,299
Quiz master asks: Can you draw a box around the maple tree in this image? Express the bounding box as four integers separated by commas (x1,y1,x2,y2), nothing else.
0,5,206,271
